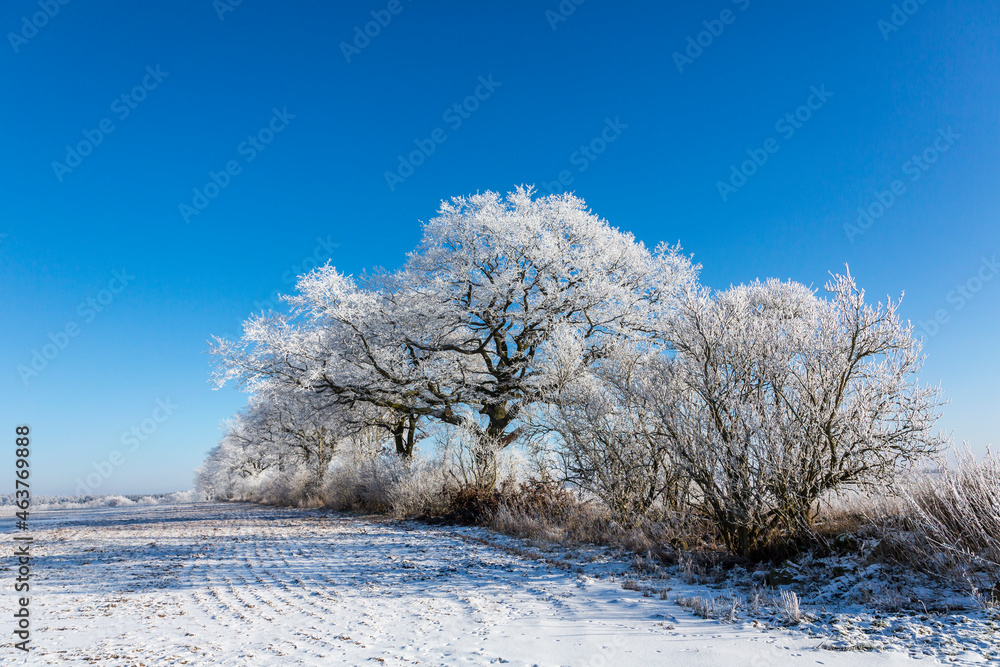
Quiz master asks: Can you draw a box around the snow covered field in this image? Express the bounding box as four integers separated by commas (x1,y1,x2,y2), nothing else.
0,503,991,665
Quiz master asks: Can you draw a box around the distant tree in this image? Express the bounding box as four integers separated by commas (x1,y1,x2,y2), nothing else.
194,407,282,499
256,387,342,484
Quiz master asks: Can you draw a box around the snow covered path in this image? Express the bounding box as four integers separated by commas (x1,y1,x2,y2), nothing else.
2,503,928,665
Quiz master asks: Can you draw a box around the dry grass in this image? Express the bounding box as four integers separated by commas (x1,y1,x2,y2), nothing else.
901,446,1000,578
777,590,802,624
485,484,723,565
675,593,743,622
847,445,1000,599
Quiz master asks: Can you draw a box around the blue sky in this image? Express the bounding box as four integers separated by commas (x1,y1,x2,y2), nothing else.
2,0,997,494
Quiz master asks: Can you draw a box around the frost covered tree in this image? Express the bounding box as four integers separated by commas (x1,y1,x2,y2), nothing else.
195,380,350,499
543,342,686,526
212,188,698,483
657,271,947,556
195,407,283,499
211,290,426,458
256,386,342,484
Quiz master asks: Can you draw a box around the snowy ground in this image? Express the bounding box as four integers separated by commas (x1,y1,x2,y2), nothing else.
0,503,992,665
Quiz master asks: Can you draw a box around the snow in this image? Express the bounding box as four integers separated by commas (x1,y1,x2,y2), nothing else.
0,491,198,511
0,502,989,665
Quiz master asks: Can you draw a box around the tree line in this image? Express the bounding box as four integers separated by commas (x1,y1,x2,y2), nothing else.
198,188,945,557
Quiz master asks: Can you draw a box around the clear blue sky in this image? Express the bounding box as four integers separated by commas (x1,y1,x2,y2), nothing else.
2,1,997,494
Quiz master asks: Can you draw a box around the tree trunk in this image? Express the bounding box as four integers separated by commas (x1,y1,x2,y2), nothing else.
392,414,417,458
471,402,524,490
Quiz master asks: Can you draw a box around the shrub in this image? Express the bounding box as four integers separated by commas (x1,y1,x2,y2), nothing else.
546,344,688,527
659,273,946,557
